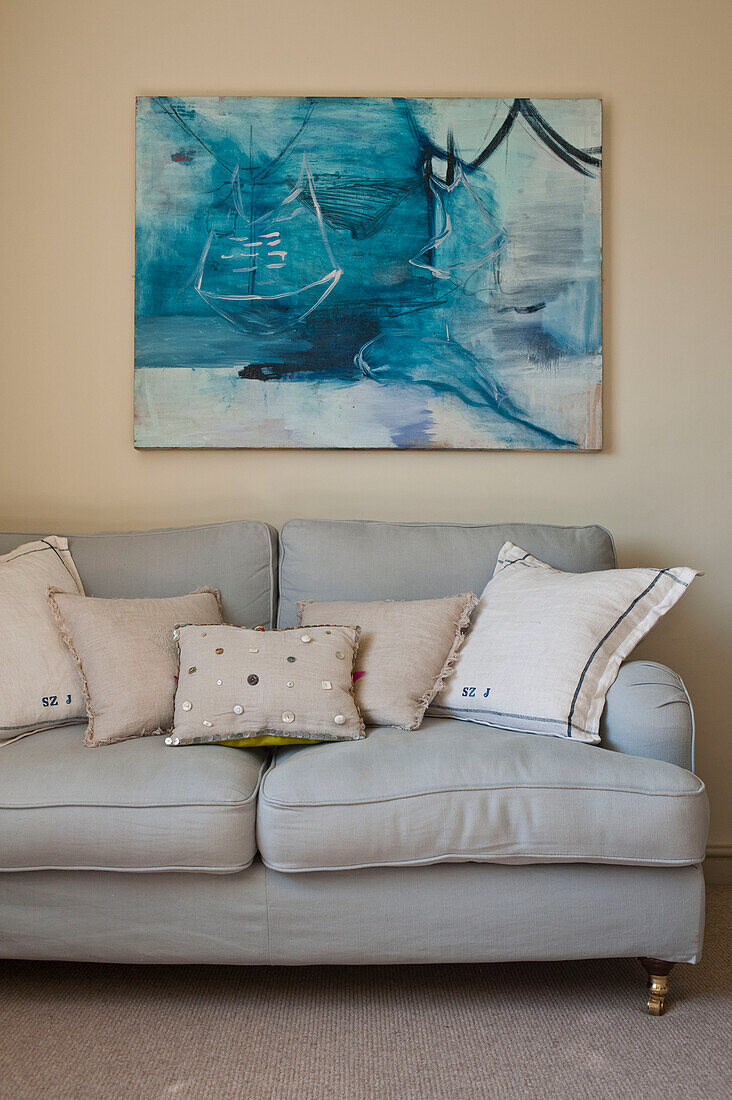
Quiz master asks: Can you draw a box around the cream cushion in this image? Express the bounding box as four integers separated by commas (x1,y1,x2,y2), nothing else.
168,624,364,746
47,588,223,746
299,593,477,729
0,537,85,742
430,542,699,743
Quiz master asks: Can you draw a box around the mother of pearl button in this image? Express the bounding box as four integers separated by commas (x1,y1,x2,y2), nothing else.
282,711,295,723
334,714,346,725
182,701,192,711
301,634,313,643
233,705,244,715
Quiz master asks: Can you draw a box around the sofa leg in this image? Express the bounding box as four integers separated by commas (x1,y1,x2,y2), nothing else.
638,957,675,1015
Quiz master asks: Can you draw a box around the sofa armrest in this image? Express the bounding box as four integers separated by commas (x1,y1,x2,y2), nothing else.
600,661,695,771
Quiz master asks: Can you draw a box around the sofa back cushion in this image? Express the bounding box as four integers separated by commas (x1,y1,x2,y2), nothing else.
278,520,616,627
0,522,277,628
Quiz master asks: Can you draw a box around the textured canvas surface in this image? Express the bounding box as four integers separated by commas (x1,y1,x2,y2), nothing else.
48,589,223,746
431,542,698,742
169,624,363,745
0,538,86,741
299,593,477,728
135,97,602,450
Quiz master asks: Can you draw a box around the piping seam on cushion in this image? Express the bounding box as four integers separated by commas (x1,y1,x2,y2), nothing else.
258,852,706,874
3,755,272,811
258,779,706,809
0,858,257,874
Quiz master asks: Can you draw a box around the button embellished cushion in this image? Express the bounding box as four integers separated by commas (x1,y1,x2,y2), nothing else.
299,594,478,730
168,624,364,748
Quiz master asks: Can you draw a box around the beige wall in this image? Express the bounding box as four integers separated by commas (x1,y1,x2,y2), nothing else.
1,0,730,847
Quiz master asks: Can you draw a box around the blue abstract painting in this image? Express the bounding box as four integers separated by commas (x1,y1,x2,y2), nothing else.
135,97,602,449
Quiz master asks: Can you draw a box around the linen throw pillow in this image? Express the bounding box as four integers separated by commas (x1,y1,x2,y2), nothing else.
47,588,222,746
429,542,699,744
167,624,364,747
0,537,86,743
299,593,478,730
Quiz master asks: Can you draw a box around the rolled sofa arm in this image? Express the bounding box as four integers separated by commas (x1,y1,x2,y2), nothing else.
600,661,695,771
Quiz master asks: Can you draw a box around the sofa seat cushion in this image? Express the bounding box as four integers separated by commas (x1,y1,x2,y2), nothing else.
0,726,267,872
257,718,708,872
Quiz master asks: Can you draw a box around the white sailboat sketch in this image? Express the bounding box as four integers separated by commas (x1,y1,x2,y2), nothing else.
193,154,342,336
410,163,505,285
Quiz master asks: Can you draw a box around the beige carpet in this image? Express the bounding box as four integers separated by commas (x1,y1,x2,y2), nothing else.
1,887,730,1100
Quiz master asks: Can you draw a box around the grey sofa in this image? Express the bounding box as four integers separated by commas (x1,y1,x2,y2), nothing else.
0,520,708,1015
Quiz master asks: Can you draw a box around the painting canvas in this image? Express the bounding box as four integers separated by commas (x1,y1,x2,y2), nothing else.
135,97,602,449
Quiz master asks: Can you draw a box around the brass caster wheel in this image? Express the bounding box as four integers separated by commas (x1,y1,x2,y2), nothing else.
646,975,669,1016
639,957,674,1016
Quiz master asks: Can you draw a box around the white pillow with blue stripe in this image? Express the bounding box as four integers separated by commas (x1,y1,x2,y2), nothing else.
429,542,698,744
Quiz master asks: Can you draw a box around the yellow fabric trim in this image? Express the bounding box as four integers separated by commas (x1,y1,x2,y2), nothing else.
218,735,322,748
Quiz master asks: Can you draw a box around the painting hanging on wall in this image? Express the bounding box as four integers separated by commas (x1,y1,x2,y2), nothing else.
135,97,602,449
